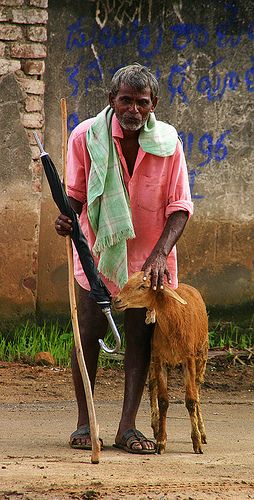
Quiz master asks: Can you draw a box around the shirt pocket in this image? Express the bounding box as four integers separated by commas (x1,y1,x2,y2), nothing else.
137,173,167,212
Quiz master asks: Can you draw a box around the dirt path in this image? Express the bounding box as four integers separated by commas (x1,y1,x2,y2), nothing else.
0,360,253,499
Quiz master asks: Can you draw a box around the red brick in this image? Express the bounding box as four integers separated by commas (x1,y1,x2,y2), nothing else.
0,42,5,56
0,56,20,74
21,111,44,128
0,7,10,20
10,42,46,58
25,94,43,112
29,0,48,7
31,159,42,175
0,24,23,40
22,59,45,75
12,8,48,24
32,178,42,192
0,1,24,5
27,26,47,42
26,129,43,145
30,144,41,159
16,76,45,94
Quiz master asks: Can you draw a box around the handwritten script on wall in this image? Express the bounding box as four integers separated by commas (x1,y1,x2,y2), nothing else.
64,1,253,199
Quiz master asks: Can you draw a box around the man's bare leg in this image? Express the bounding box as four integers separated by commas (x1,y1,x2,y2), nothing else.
70,285,108,448
115,308,155,451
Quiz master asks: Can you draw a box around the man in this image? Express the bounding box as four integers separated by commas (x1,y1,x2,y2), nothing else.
55,63,193,454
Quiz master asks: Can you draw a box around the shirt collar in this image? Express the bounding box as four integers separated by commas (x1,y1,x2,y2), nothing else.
112,113,124,139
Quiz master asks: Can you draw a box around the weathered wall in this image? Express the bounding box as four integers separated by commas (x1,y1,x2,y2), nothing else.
1,0,253,318
39,0,254,312
0,0,47,318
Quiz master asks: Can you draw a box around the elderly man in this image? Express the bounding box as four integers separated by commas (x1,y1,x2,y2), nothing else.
55,63,193,454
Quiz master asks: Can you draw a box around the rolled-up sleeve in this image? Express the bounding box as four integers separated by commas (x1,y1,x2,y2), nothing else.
67,129,87,204
165,139,193,218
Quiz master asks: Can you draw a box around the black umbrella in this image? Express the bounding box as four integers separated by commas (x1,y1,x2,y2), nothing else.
34,133,121,354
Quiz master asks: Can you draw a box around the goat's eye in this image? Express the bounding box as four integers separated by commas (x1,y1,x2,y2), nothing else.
139,283,147,290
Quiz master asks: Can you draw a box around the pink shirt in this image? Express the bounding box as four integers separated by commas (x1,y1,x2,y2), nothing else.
67,114,193,296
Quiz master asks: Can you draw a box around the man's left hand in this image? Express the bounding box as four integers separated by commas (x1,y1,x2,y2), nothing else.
141,250,171,290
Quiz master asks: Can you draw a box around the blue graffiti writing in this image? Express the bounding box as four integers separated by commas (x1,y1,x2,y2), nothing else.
198,130,231,166
245,57,254,92
188,169,204,199
138,23,163,59
248,20,254,40
179,130,231,198
216,2,241,48
84,57,103,96
179,130,231,166
196,58,239,101
66,55,104,98
66,18,95,50
67,112,79,132
66,57,84,97
170,23,209,51
98,19,139,49
168,60,191,104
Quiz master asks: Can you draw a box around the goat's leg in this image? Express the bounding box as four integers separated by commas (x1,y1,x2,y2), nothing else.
149,358,159,439
183,357,203,454
155,362,169,454
195,357,207,444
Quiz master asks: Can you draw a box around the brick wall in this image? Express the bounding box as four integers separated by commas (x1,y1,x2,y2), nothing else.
0,0,48,318
0,0,47,175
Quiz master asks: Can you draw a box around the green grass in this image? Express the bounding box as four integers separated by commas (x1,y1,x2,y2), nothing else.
0,321,74,367
208,319,254,350
0,320,126,368
0,317,253,368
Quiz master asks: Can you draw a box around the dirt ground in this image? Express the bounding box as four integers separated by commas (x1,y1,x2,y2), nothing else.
0,354,253,500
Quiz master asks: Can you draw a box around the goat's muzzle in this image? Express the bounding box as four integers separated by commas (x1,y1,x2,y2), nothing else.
113,297,128,312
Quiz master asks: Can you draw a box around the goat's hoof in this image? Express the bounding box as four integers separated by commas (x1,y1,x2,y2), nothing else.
192,436,203,454
156,442,166,454
201,435,207,444
193,445,203,454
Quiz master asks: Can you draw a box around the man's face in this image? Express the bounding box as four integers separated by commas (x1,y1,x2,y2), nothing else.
109,84,157,131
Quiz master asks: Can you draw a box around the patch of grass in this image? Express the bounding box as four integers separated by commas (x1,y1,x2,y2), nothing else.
0,319,126,368
0,320,73,367
0,315,253,367
208,317,254,350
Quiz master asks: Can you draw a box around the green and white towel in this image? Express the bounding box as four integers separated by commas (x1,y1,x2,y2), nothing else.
86,105,178,288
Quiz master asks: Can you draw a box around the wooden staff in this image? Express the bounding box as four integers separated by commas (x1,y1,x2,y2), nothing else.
60,98,101,464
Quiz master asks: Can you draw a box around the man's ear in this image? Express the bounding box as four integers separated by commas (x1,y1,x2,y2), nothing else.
109,92,115,109
151,96,158,112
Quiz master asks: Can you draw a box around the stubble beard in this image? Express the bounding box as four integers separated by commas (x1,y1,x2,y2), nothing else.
115,112,149,131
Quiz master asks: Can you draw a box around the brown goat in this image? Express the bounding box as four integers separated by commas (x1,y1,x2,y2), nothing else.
114,271,208,454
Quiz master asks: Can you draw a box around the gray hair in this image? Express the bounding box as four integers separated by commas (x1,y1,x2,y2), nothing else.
110,63,159,99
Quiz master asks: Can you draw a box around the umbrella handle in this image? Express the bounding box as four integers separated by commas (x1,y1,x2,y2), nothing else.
99,307,121,354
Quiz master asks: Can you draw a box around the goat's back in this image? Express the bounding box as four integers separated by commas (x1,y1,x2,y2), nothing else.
153,283,208,366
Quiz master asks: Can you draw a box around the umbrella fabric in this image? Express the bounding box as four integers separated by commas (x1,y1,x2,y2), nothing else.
41,152,111,306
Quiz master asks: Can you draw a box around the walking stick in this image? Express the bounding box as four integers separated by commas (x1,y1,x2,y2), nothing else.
60,98,101,464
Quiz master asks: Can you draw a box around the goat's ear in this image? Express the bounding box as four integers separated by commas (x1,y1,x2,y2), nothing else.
164,288,187,305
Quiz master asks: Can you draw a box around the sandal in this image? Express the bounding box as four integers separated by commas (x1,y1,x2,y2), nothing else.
113,428,156,454
69,424,103,450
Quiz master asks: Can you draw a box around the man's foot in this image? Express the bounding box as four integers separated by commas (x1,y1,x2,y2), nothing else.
114,428,156,454
69,424,103,450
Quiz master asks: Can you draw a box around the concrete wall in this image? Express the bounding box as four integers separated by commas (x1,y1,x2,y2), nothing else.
1,0,254,318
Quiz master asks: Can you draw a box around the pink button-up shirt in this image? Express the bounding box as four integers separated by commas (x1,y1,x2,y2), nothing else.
67,114,193,296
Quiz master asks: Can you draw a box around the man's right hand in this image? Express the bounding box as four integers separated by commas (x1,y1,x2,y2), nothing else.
55,214,73,237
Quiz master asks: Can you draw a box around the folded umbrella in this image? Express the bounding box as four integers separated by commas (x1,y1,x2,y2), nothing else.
34,132,121,354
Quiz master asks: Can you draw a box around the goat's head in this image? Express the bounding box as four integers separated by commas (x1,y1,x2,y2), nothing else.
113,271,187,313
113,272,153,312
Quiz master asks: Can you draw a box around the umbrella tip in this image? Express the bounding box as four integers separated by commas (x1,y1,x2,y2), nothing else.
33,132,46,155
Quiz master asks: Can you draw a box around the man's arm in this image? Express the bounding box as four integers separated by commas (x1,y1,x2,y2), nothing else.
141,210,188,290
55,197,83,237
